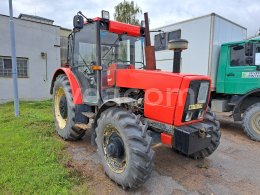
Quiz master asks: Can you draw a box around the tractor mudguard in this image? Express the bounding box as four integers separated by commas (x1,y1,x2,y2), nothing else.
94,97,137,127
233,88,260,121
91,97,137,145
50,68,83,105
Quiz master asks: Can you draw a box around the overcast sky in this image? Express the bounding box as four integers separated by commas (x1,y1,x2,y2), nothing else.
1,0,260,36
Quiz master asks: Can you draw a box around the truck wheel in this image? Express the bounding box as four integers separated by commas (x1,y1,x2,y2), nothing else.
95,107,154,189
190,110,221,159
242,103,260,141
52,74,85,140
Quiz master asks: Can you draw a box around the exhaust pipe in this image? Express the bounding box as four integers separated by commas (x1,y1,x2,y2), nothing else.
144,12,156,70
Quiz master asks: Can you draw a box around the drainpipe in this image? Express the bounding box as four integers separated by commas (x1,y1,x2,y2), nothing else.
41,52,48,81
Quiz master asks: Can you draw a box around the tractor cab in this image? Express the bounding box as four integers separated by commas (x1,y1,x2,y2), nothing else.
67,11,145,105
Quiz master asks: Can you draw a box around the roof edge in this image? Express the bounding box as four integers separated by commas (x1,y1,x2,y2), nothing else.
152,13,247,31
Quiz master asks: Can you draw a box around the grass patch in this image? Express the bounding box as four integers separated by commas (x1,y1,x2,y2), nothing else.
0,100,90,194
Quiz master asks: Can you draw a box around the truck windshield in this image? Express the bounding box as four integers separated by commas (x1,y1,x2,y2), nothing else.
100,30,145,69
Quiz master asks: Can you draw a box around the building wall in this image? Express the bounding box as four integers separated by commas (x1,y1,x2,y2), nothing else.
0,15,60,103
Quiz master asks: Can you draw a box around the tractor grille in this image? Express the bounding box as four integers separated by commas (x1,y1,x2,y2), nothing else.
182,80,210,122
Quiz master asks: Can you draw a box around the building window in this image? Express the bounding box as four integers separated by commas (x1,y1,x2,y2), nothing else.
0,57,28,78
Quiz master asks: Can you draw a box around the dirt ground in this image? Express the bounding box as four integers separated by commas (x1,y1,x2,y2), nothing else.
66,113,260,195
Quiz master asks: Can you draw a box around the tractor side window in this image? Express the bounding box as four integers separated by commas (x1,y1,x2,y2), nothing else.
134,38,145,69
230,45,246,66
73,23,97,68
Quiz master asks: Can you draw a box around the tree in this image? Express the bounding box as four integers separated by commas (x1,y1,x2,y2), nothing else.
114,0,142,25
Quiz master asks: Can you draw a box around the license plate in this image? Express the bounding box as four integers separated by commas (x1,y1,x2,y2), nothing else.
189,104,203,110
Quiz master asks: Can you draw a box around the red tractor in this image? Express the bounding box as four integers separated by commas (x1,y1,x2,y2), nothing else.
50,11,221,189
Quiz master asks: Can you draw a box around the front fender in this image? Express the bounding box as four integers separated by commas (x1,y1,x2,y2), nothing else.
50,68,83,105
91,97,137,145
94,97,137,128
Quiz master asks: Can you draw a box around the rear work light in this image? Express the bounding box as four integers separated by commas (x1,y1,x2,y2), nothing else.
101,10,110,20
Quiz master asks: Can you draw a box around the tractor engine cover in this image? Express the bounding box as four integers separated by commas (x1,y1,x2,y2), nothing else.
107,63,135,86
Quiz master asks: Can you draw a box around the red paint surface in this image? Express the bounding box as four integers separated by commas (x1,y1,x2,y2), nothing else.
109,21,141,37
161,133,173,145
114,69,211,126
174,75,211,126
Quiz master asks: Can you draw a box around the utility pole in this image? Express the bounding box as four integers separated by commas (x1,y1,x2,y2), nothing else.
9,0,19,116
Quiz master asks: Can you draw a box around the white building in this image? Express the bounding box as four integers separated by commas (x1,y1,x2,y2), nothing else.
0,14,70,103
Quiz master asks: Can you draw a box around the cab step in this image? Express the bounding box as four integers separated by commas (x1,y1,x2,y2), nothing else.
82,112,95,119
75,118,94,130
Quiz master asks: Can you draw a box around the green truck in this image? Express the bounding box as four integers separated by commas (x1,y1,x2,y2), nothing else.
211,38,260,141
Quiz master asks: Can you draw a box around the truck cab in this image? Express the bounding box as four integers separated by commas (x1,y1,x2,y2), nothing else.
216,38,260,94
212,38,260,141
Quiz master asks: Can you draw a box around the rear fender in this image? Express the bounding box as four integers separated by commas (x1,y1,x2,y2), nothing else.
50,68,83,105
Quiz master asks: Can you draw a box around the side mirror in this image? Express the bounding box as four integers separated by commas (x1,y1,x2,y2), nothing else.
245,57,253,65
73,15,84,29
245,42,253,56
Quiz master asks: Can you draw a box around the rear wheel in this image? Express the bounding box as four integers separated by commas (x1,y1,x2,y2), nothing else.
52,74,85,140
95,107,154,189
189,110,221,159
242,103,260,141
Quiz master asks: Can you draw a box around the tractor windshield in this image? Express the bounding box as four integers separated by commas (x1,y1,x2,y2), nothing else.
100,30,145,69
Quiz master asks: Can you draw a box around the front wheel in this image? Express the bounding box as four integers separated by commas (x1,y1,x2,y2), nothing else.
242,103,260,141
190,110,221,159
95,107,154,189
52,74,86,140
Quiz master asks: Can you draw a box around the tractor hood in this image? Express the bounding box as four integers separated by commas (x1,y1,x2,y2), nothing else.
107,68,211,126
110,68,208,92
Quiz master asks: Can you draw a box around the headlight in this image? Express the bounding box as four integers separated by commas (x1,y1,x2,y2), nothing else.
197,82,209,104
198,110,204,119
185,111,193,121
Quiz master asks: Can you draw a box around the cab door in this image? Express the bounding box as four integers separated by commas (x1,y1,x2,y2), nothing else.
224,42,260,94
72,22,99,105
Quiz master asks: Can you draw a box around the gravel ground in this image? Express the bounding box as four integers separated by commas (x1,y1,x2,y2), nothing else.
66,113,260,195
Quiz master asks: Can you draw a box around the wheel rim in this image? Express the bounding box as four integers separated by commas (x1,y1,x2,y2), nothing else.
103,124,127,173
251,112,260,134
54,87,67,129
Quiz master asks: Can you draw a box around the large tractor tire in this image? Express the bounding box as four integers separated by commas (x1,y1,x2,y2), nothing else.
242,103,260,141
190,110,221,159
52,74,85,140
95,107,154,189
